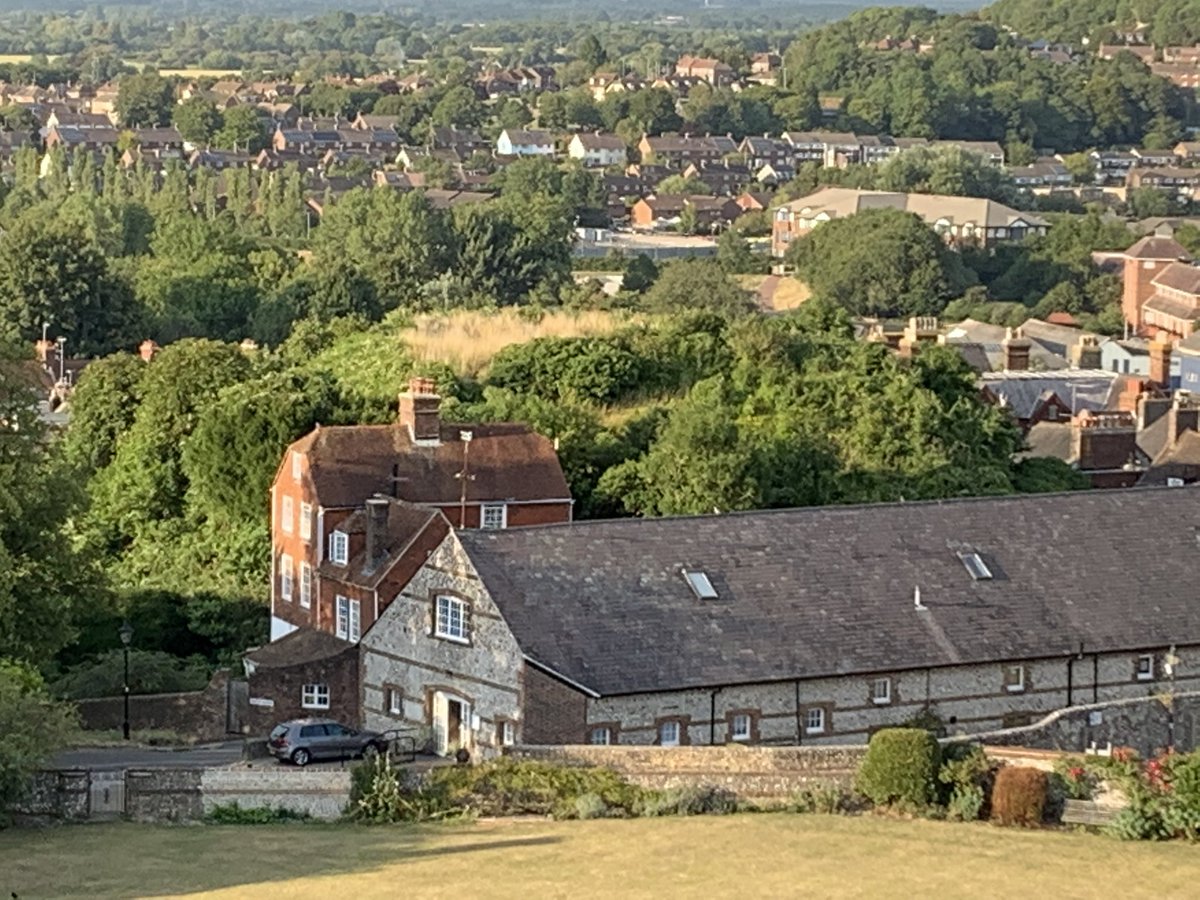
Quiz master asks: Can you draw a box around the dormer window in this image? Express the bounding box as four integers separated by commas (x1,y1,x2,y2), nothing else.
329,531,348,565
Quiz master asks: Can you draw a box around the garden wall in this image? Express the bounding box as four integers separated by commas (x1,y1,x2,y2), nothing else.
507,744,867,799
73,670,245,741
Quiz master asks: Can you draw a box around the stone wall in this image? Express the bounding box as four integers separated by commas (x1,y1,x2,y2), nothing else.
74,670,238,741
126,769,203,823
951,691,1200,758
508,744,868,799
12,770,90,825
201,767,351,820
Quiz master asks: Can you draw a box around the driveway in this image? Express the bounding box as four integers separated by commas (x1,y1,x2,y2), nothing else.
53,740,246,771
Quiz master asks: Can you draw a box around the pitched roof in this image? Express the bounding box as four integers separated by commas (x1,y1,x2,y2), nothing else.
1124,235,1191,261
1151,261,1200,295
318,499,449,589
572,132,625,150
500,129,554,145
459,487,1200,695
294,421,570,510
244,628,352,668
978,370,1122,418
780,187,1046,229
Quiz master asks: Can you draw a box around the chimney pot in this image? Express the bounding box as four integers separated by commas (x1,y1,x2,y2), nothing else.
1002,327,1032,371
139,339,160,362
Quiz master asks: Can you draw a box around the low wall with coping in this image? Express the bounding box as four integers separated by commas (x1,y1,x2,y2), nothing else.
74,671,234,741
201,767,352,820
507,744,867,798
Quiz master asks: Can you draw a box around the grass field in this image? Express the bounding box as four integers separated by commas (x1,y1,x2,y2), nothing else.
2,814,1198,899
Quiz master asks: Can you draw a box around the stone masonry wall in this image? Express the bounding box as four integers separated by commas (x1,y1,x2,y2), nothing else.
126,769,203,823
508,744,868,799
74,670,233,741
11,770,90,825
201,767,351,820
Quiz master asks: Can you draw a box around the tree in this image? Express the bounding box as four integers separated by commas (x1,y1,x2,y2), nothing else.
786,208,975,317
623,254,659,293
172,97,222,146
0,660,77,817
717,229,765,275
642,259,754,314
115,72,173,127
63,352,147,473
215,104,267,152
656,174,711,195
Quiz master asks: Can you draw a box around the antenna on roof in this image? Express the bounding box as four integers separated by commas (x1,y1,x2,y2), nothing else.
914,586,927,611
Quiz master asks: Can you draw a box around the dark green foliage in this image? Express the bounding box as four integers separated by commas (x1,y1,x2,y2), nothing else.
642,258,755,315
487,336,642,404
634,786,739,817
938,744,994,822
115,72,172,127
51,649,211,700
63,352,146,473
1011,457,1092,493
622,254,659,294
790,784,855,814
855,728,942,808
991,766,1048,827
0,660,78,819
206,802,312,825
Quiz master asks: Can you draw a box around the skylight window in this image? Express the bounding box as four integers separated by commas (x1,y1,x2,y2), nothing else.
958,551,993,581
683,569,718,600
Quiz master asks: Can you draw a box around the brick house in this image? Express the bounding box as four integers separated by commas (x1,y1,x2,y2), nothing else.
673,55,735,87
358,487,1200,755
269,378,572,642
1120,235,1193,333
243,630,360,733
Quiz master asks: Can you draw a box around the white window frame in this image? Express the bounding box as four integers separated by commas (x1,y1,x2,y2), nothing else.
480,503,508,530
336,595,348,639
1137,654,1155,681
299,502,312,542
805,707,826,735
1004,664,1026,693
730,713,752,742
388,688,402,716
435,594,470,643
292,451,302,481
280,495,294,534
871,677,892,705
590,726,612,745
329,531,348,565
280,553,293,602
500,720,515,747
301,683,329,710
659,720,681,747
299,562,312,609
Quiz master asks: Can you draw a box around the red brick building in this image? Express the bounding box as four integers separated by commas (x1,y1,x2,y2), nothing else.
1120,235,1193,334
269,378,572,642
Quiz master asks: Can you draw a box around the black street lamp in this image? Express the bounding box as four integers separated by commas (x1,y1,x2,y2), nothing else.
119,621,134,740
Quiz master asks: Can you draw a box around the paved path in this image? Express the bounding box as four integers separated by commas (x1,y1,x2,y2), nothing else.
53,741,245,771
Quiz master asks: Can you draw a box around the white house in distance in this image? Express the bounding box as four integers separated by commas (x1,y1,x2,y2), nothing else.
496,128,556,157
567,131,627,167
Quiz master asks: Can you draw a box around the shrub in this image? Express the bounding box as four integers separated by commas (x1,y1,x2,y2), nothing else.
431,758,644,818
636,786,739,817
791,783,852,815
991,766,1048,827
855,728,942,808
207,802,311,825
557,792,610,821
350,755,460,824
1052,757,1098,801
938,745,992,821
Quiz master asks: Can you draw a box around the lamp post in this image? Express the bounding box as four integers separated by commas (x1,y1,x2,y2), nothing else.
119,621,134,740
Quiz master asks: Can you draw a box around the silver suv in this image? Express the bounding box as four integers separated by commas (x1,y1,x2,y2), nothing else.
267,718,387,766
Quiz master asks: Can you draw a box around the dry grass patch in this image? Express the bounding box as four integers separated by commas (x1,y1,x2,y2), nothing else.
405,308,635,377
3,813,1199,899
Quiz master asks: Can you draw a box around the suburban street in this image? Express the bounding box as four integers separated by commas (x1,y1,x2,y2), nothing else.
53,741,247,770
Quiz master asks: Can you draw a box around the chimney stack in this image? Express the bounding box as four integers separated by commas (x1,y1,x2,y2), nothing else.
399,377,441,443
365,497,390,569
897,316,939,359
1069,335,1102,370
1137,393,1173,431
1167,396,1200,450
1149,334,1173,390
1072,410,1139,471
1002,327,1032,371
34,339,54,363
139,339,160,362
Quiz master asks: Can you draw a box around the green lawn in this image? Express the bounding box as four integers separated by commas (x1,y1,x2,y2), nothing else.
2,814,1198,899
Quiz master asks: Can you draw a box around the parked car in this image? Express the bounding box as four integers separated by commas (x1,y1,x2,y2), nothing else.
267,718,387,766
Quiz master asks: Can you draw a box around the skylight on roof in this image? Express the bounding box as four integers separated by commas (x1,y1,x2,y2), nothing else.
958,551,993,581
683,569,718,600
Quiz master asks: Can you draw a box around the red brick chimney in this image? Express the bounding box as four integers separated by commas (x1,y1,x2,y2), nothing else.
1167,396,1200,450
1002,327,1032,371
34,339,54,363
365,496,390,569
139,339,160,362
399,377,441,443
1149,334,1173,389
1072,410,1139,471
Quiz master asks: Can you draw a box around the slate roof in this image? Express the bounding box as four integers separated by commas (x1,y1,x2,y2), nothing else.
317,499,449,589
293,421,570,510
1124,235,1191,260
459,487,1200,696
979,370,1122,418
244,628,351,668
1151,262,1200,295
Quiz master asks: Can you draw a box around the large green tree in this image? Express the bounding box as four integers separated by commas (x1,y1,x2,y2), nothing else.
115,71,173,127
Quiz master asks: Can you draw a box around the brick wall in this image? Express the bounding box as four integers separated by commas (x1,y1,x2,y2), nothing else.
522,666,587,744
74,670,235,741
245,641,359,736
508,744,867,799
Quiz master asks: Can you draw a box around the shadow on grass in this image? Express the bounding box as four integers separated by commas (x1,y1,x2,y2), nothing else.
0,823,562,898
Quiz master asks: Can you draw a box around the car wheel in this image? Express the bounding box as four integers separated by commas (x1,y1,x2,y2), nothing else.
292,748,311,767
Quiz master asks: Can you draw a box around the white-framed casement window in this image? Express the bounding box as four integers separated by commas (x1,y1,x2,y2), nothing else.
658,720,681,747
871,677,892,705
280,495,294,534
1137,654,1155,681
291,451,302,481
480,503,507,530
589,726,612,745
329,531,348,565
299,562,312,608
1004,664,1026,693
299,502,312,542
280,553,294,602
301,683,329,710
434,594,470,643
500,720,515,747
388,688,403,716
805,708,826,735
730,713,752,742
335,596,361,642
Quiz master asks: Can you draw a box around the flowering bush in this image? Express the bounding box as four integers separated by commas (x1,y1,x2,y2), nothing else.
1052,758,1099,801
1079,748,1200,841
